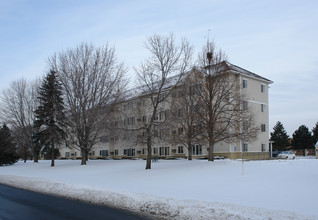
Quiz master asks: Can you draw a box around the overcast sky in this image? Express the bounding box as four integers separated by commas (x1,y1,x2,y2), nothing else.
0,0,317,136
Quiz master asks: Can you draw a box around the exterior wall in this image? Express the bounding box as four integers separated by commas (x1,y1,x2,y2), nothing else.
59,147,81,159
240,74,270,154
58,65,272,160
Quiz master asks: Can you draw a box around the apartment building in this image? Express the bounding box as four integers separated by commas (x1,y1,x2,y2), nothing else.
59,62,273,160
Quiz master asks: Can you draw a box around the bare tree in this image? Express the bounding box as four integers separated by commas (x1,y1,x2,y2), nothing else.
197,41,258,161
48,43,127,165
169,72,203,160
0,78,39,162
135,33,193,169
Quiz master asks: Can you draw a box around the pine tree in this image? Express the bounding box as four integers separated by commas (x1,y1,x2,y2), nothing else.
270,121,290,151
0,124,19,166
312,122,318,145
33,70,67,166
291,125,314,150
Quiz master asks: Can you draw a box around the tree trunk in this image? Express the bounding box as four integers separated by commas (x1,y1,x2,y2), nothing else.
145,131,152,170
33,150,39,163
51,143,55,167
24,152,27,163
85,150,89,162
187,141,192,161
81,149,87,165
208,140,214,162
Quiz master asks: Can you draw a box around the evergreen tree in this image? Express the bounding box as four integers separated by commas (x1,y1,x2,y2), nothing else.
33,70,67,166
270,121,290,151
0,124,19,166
291,125,314,150
312,122,318,145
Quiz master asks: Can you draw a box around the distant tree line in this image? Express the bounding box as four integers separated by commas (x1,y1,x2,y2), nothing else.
270,121,318,152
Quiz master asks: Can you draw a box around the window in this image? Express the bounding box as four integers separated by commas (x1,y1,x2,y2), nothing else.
153,147,158,155
261,104,266,112
159,92,166,101
125,117,135,125
123,148,135,157
142,115,147,123
100,150,109,157
178,146,184,154
178,90,184,98
242,143,248,152
189,84,202,96
65,152,70,158
159,129,169,139
153,96,158,103
100,136,109,143
159,111,166,121
142,148,147,155
159,146,170,156
114,150,118,155
261,84,265,93
154,113,159,121
243,121,248,131
261,144,266,152
242,79,248,88
192,144,202,155
124,101,134,111
178,127,184,134
261,124,266,132
243,101,248,110
177,109,184,117
153,130,158,137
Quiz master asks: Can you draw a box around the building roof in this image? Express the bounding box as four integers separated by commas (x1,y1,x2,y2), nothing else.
223,61,273,84
121,61,273,101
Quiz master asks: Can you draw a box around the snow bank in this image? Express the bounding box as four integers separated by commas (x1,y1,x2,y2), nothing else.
0,158,317,219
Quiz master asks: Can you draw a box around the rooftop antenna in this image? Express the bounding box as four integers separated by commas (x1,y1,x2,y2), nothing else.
206,29,212,65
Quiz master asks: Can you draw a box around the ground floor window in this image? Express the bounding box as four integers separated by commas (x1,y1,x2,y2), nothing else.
153,147,158,155
178,146,184,154
142,148,147,155
243,143,248,152
114,149,118,155
261,144,266,152
100,150,109,157
65,152,70,158
192,144,202,155
124,148,135,157
159,146,169,156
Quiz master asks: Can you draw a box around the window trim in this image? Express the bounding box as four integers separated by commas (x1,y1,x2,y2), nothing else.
261,104,266,112
242,143,248,152
242,79,248,89
261,124,266,132
261,84,265,93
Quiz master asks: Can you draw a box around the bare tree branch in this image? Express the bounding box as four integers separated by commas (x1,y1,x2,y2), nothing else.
134,33,193,169
48,43,127,165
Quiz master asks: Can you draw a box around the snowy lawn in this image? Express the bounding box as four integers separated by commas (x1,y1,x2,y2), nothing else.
0,158,317,219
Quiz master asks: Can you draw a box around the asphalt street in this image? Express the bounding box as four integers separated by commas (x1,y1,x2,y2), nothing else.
0,184,151,220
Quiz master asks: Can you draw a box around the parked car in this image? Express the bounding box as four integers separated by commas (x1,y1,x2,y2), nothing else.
278,151,296,159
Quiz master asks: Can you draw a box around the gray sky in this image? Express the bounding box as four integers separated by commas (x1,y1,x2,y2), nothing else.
1,0,317,136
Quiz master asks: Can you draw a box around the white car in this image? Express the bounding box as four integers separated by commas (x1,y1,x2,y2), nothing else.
278,151,296,159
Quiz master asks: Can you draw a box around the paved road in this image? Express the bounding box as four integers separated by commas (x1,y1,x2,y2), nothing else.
0,184,151,220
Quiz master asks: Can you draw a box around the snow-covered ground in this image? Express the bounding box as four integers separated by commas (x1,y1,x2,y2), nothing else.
0,158,317,219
